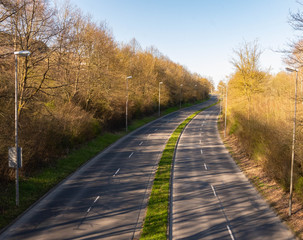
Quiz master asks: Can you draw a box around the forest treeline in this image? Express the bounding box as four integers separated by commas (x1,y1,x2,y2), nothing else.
0,0,211,182
219,26,303,197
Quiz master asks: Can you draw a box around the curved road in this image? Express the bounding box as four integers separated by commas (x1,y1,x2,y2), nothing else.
171,104,295,239
0,97,217,240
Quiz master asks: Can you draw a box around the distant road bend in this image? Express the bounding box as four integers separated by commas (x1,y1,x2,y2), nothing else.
171,103,295,240
0,97,217,240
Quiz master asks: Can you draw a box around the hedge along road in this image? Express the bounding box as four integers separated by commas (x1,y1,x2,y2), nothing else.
0,96,218,240
171,104,295,240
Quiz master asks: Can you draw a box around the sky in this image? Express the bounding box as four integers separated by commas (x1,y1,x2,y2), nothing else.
69,0,301,87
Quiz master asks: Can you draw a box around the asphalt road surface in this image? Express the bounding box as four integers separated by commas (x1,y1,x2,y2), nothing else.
0,97,217,240
171,104,295,240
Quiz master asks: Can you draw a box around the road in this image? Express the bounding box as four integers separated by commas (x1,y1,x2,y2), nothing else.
171,104,295,239
0,97,217,240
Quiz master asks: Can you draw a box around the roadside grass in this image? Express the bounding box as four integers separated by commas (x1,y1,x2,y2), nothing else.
0,132,123,230
140,101,217,240
128,116,157,132
0,99,207,232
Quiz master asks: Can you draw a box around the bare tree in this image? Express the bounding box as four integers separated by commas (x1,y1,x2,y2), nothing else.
286,4,303,67
0,0,61,116
0,0,23,24
231,41,267,119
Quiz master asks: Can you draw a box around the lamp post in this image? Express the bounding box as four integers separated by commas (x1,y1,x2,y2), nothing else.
219,89,222,116
180,84,183,109
285,67,298,216
159,82,163,116
13,50,30,206
126,76,132,132
195,84,197,102
224,80,228,138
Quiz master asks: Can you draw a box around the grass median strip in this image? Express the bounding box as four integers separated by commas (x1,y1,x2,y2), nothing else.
140,102,218,240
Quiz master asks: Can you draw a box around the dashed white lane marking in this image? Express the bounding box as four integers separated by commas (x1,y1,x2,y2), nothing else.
147,134,151,138
129,152,134,158
211,183,234,239
211,185,217,197
200,128,202,131
204,163,208,170
113,168,120,177
87,195,100,213
154,128,158,132
94,196,100,203
139,141,143,146
227,225,235,240
200,149,203,154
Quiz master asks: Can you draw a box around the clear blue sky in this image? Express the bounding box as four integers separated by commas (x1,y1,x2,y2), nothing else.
69,0,300,87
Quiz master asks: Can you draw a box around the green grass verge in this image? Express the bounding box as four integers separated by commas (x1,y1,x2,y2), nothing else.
140,101,218,240
0,99,208,231
0,132,123,230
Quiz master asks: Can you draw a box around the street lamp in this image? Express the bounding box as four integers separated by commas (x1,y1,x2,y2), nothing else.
13,50,30,206
159,82,163,116
180,84,183,109
285,67,298,216
195,84,197,102
224,80,228,138
126,76,132,132
219,88,222,116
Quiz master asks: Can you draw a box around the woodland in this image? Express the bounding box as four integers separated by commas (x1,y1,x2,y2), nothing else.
218,37,303,198
0,0,211,182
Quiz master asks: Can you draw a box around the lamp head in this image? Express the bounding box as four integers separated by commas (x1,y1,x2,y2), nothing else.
14,51,31,57
285,67,297,73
